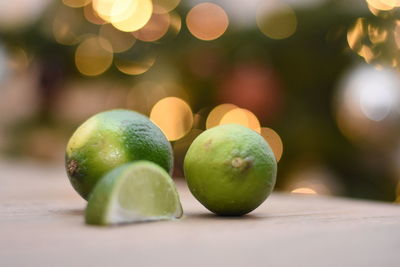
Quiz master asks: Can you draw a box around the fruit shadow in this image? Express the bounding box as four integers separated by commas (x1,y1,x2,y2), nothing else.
52,209,268,223
184,212,267,221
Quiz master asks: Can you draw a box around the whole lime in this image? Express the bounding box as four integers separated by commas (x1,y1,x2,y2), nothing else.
65,109,173,200
184,124,277,216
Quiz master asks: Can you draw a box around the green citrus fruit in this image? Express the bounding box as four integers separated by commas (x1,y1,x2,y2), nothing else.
183,124,277,216
85,161,183,225
65,109,173,200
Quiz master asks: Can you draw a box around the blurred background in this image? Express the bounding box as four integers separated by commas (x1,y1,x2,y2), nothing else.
0,0,400,202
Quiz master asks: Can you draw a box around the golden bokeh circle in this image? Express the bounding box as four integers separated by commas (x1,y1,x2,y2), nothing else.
243,109,261,133
150,97,193,141
206,103,238,129
114,55,156,75
291,187,317,195
75,36,113,76
111,0,153,32
133,12,170,42
169,12,182,36
186,3,229,41
153,0,181,14
219,108,261,133
260,127,283,162
84,4,107,25
366,0,394,11
92,0,118,21
256,1,297,40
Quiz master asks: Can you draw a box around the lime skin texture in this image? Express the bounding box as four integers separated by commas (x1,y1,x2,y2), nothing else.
85,161,183,226
184,124,277,216
65,109,173,200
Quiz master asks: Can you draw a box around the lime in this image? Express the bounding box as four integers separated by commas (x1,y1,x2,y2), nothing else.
85,161,183,225
65,109,173,200
184,124,277,216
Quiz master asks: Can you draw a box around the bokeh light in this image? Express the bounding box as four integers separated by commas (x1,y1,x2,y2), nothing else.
218,63,282,121
366,0,394,11
219,108,261,133
91,0,153,31
75,36,113,76
347,18,380,64
206,103,238,129
350,65,399,121
99,24,136,53
153,0,180,14
150,97,193,141
291,187,317,195
360,82,393,122
84,3,106,25
92,0,117,21
394,21,400,49
63,0,91,8
335,64,400,146
169,12,182,36
286,165,340,195
347,18,365,51
133,11,170,42
260,127,283,162
93,0,136,22
114,55,156,75
256,0,297,40
110,0,153,32
368,23,388,44
388,0,400,7
186,3,229,41
347,14,399,68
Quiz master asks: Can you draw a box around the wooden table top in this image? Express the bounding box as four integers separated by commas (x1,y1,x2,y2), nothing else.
1,160,399,267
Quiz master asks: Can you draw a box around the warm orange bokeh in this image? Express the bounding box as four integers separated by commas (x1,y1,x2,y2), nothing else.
186,3,228,41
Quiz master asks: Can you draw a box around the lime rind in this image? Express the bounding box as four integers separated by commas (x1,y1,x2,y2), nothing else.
85,161,183,226
183,124,277,216
65,109,174,200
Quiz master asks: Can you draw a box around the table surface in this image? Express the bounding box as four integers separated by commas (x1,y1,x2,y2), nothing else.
1,160,400,267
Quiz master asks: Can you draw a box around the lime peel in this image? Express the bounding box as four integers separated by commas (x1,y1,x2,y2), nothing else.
65,109,173,200
85,161,183,226
184,124,277,216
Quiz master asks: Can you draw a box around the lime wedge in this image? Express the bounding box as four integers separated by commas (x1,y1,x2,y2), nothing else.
85,161,183,225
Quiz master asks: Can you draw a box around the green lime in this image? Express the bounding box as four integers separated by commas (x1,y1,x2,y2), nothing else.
65,109,173,200
184,124,277,216
85,161,183,225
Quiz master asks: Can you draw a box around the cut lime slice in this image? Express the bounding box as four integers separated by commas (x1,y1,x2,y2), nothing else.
85,161,183,225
